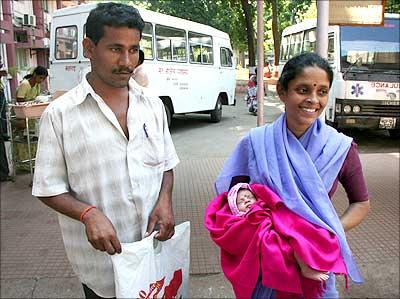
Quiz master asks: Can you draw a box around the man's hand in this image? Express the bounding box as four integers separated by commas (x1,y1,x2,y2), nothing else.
82,208,122,255
146,197,175,241
145,170,175,241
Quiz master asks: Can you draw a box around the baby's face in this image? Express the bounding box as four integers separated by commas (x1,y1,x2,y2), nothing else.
236,189,256,213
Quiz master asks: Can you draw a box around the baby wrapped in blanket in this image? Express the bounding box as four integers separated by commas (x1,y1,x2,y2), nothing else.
205,183,348,299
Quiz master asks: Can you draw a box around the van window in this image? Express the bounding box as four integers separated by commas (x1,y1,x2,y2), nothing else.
280,35,290,61
220,47,232,67
189,32,213,64
288,32,302,59
328,35,335,62
155,25,186,62
141,22,153,60
303,29,316,53
55,26,78,60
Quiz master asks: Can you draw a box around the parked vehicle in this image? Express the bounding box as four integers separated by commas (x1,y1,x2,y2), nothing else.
279,14,400,137
49,3,236,126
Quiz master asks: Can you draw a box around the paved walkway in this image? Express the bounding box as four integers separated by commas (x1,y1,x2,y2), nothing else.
1,90,399,298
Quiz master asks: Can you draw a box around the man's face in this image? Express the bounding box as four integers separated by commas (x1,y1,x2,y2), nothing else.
83,26,141,88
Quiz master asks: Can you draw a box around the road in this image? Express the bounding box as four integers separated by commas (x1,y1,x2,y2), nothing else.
171,91,399,158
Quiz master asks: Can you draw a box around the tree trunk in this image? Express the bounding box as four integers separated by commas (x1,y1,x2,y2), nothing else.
271,0,280,76
240,0,255,69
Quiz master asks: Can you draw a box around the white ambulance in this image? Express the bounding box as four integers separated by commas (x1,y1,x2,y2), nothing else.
49,3,236,126
279,14,400,137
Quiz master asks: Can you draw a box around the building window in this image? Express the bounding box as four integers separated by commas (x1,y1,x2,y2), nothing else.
42,0,49,12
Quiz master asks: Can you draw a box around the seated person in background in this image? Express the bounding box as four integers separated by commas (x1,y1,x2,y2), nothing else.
16,66,48,102
132,50,149,87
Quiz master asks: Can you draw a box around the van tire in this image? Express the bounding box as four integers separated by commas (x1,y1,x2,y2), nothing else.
164,103,172,127
210,96,222,123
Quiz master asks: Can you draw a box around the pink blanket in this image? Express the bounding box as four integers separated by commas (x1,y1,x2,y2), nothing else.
204,184,347,299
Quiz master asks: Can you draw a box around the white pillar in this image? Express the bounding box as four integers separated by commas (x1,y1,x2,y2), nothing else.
256,0,264,127
316,0,329,59
316,0,329,122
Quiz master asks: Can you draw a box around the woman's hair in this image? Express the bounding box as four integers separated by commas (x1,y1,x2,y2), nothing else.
85,2,145,45
23,66,48,80
278,53,333,91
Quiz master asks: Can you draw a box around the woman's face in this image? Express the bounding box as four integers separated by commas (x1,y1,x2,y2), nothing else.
278,66,330,137
34,74,47,84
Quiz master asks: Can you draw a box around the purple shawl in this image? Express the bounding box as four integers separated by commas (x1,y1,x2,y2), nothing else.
215,114,363,285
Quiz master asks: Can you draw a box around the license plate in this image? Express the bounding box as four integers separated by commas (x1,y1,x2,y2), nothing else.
379,117,396,129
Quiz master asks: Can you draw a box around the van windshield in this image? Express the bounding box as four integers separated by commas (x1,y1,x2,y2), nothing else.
340,18,399,73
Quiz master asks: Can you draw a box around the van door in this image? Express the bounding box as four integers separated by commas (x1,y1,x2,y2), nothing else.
49,13,89,94
218,42,236,105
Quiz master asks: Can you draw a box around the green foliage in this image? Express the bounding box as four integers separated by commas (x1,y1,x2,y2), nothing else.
385,0,400,13
130,0,248,51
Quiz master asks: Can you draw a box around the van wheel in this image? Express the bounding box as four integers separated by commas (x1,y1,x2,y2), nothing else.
210,96,222,123
164,103,172,127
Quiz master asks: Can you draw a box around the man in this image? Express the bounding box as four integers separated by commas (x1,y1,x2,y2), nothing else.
32,3,179,298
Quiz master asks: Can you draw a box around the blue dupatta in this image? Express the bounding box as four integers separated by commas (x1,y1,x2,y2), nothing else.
215,114,363,285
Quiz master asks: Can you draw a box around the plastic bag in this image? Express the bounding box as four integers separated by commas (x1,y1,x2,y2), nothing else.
111,222,190,299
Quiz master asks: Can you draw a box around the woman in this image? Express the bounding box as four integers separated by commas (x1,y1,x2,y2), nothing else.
214,53,370,298
16,66,48,102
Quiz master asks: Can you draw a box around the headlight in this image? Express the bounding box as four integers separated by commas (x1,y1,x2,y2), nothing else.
352,105,361,113
335,104,341,113
343,105,352,113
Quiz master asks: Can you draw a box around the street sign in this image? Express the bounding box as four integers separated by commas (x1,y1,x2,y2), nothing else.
329,0,384,26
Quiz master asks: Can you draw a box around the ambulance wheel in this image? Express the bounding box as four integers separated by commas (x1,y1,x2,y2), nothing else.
164,103,172,127
210,96,222,123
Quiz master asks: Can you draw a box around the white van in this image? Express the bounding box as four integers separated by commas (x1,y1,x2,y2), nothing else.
279,14,400,137
49,3,236,126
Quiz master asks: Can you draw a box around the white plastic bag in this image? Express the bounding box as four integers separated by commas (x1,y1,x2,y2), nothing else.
111,222,190,299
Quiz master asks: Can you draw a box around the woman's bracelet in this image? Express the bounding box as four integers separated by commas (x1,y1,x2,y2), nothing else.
80,205,96,223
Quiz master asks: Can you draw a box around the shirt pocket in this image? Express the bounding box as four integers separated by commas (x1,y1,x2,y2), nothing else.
141,129,164,167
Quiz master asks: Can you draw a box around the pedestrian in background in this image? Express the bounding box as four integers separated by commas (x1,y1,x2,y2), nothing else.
32,3,179,298
0,56,10,181
132,49,149,87
214,52,370,298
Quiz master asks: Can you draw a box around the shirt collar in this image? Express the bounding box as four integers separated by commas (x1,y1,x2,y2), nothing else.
71,74,145,106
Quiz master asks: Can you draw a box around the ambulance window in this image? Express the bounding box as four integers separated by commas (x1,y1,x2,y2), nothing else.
220,47,232,67
155,25,187,62
140,22,153,60
189,32,213,65
55,26,78,60
328,35,335,62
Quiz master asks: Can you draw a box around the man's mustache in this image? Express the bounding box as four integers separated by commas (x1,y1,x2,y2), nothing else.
112,68,134,74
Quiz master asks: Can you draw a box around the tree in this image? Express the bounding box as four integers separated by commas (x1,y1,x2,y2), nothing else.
239,0,256,68
385,0,400,13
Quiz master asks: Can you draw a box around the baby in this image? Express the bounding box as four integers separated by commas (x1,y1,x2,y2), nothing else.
228,183,330,282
